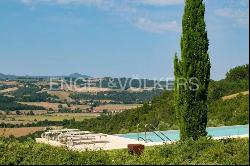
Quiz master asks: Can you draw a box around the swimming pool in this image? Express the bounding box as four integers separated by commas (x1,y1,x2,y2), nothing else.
117,124,249,142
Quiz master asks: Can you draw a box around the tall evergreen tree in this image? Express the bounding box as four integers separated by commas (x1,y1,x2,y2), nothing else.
174,0,211,140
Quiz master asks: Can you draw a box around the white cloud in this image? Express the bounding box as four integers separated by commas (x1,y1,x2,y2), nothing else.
134,17,180,33
21,0,183,6
20,0,181,33
215,8,249,27
134,0,183,6
21,0,114,8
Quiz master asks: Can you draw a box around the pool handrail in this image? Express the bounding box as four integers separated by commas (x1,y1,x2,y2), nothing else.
145,124,172,142
138,136,153,142
159,131,172,142
145,124,166,141
152,131,165,142
137,123,172,143
148,124,172,142
137,123,143,141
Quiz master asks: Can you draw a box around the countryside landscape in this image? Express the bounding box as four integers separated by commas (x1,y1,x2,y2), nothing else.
0,0,249,165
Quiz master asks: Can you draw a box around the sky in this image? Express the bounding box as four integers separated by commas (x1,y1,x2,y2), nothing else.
0,0,249,80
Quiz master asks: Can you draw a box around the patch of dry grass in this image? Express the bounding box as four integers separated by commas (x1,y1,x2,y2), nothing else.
19,102,63,111
94,104,142,112
0,127,46,137
0,87,18,93
47,90,74,102
222,91,249,100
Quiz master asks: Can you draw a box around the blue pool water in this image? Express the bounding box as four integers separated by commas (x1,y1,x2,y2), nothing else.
117,124,249,142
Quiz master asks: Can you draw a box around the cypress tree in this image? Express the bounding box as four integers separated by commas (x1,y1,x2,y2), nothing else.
174,0,211,140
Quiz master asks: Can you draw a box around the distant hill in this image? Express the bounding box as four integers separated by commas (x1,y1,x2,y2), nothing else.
0,73,17,80
68,73,91,79
0,73,91,80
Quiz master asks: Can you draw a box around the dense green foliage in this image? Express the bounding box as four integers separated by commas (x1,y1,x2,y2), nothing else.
0,95,45,111
17,130,45,142
208,95,249,126
208,79,248,102
67,92,176,134
0,119,75,128
208,64,249,102
174,0,211,140
0,84,15,90
0,137,248,165
58,107,82,113
70,90,163,104
13,86,58,102
65,64,248,134
67,90,248,134
226,64,249,81
0,84,59,112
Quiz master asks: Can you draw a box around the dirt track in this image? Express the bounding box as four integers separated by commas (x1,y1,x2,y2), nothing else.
222,91,249,101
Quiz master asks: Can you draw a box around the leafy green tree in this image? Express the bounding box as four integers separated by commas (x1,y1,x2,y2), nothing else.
58,104,63,109
102,109,109,115
16,110,22,115
226,64,249,81
29,111,35,116
174,0,211,140
48,108,54,112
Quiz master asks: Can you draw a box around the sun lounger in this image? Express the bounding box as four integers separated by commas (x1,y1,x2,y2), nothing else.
68,139,96,146
67,136,96,141
91,139,109,144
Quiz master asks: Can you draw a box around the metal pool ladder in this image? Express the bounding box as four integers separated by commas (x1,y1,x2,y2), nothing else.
137,123,172,143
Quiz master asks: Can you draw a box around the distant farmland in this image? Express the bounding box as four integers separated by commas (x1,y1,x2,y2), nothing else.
47,90,74,102
4,114,98,122
0,127,46,137
19,102,63,111
94,104,142,112
0,87,18,93
19,102,91,111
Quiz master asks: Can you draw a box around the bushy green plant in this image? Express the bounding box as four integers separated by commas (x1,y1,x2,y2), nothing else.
208,95,249,126
0,137,248,165
226,64,249,82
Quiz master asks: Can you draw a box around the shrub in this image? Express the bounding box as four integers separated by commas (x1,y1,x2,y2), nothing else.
0,137,248,165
